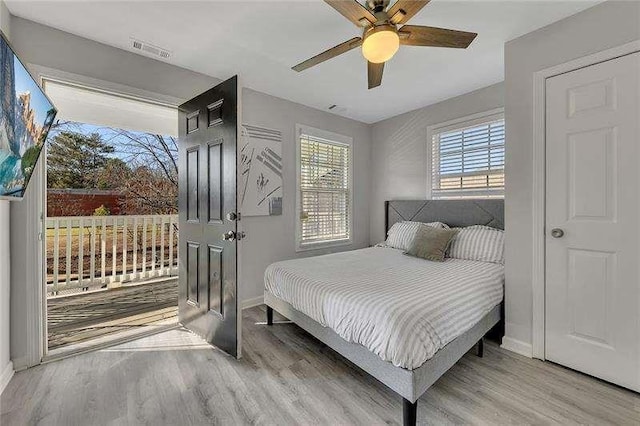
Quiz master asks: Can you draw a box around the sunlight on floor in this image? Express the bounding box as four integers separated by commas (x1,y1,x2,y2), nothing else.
98,328,213,353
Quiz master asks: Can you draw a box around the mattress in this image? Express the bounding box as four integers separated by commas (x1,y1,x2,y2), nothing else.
264,246,504,370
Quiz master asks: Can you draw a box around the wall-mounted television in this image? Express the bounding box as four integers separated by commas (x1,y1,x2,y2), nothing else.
0,30,57,200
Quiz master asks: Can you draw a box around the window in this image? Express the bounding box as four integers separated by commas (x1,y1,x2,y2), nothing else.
430,110,505,199
296,125,352,250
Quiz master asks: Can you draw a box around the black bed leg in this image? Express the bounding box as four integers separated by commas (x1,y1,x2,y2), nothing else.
476,338,484,358
266,306,273,325
402,398,417,426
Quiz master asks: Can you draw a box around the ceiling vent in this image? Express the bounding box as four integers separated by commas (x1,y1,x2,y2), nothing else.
130,38,171,60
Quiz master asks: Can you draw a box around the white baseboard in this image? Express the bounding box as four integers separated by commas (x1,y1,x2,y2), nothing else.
10,355,30,372
242,295,264,310
501,337,533,358
0,361,14,396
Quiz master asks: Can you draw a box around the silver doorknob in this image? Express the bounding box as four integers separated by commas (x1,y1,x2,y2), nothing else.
222,230,236,241
226,212,238,221
551,228,564,238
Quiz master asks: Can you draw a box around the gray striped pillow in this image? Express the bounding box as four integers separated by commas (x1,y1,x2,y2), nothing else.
386,221,448,251
447,225,504,264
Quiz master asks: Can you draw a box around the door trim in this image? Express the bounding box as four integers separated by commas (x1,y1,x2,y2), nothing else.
531,39,640,360
31,66,181,365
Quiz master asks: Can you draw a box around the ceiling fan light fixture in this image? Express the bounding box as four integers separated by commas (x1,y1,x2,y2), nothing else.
293,1,477,89
362,25,399,63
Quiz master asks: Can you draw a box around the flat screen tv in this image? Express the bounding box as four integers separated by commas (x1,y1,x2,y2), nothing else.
0,31,57,200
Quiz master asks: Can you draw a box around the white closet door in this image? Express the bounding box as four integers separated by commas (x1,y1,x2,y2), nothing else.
545,51,640,392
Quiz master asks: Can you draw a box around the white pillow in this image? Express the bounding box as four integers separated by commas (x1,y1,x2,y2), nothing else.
447,225,504,264
385,221,449,251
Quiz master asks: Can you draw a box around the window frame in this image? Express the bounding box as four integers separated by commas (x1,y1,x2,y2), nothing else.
295,124,353,252
426,108,505,199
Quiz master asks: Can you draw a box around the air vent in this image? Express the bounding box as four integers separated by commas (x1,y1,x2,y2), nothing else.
130,38,171,60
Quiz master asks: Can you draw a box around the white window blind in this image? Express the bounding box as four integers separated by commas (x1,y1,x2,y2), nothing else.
431,116,505,199
298,131,351,248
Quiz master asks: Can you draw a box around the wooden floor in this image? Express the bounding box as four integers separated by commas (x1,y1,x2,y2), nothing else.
47,278,178,350
3,306,639,425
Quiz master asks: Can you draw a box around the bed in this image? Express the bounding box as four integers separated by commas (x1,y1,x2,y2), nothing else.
264,200,505,425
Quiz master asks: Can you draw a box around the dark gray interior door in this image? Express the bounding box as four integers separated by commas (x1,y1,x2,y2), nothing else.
178,76,240,357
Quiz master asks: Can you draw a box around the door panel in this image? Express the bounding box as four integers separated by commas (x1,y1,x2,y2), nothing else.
187,242,200,305
567,128,615,220
208,245,223,316
567,248,614,346
178,76,240,357
208,141,223,222
545,52,639,391
186,148,199,222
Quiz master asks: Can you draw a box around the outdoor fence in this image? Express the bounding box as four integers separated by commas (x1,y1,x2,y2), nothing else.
46,214,178,297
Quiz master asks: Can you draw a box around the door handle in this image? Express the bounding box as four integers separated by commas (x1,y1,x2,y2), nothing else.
550,228,564,238
222,231,236,241
221,230,245,241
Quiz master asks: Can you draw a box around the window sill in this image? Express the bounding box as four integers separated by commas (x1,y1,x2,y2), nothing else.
296,238,352,253
432,195,505,200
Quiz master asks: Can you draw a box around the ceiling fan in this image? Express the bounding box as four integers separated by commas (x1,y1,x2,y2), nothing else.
292,0,477,89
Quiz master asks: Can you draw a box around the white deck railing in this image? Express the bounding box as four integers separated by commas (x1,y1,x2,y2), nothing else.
46,214,178,296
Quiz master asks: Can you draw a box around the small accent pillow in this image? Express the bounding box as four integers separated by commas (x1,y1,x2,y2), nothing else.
405,225,458,262
385,221,449,251
447,225,505,264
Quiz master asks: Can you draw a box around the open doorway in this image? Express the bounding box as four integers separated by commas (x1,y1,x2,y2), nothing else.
41,80,180,354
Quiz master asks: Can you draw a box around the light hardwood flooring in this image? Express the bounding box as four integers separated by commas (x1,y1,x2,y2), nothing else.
2,306,639,425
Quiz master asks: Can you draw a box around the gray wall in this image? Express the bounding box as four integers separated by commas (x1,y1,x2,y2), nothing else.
9,149,44,369
504,0,640,349
369,83,504,243
0,0,11,391
11,17,219,100
240,89,372,303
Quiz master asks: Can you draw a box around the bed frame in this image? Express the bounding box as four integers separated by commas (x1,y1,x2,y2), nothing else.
265,200,505,425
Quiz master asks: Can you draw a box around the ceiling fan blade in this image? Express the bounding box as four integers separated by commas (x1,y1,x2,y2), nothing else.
387,0,431,25
292,37,363,72
398,25,477,48
368,61,384,89
324,0,376,27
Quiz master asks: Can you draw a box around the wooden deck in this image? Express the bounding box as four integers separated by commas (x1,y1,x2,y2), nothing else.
47,278,178,350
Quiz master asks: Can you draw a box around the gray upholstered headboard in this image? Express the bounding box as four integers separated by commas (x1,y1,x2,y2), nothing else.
385,200,504,233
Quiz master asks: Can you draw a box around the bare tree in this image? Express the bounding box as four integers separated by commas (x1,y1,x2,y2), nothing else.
101,128,178,214
46,122,178,215
118,166,177,214
106,129,177,184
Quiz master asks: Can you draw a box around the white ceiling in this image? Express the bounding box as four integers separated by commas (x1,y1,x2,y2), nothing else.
7,0,602,123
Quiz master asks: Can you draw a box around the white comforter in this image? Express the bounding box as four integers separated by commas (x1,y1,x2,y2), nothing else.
264,247,504,370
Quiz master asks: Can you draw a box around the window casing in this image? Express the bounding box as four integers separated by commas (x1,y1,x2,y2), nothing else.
429,110,505,199
296,125,352,251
